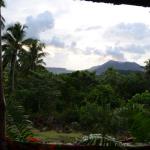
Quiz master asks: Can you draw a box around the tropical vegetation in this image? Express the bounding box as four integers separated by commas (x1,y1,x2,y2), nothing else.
0,0,150,147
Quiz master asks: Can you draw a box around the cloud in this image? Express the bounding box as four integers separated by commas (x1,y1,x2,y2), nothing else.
107,44,150,54
26,11,54,38
45,52,69,68
104,23,150,42
105,43,150,61
48,36,65,48
103,23,150,61
76,25,102,32
45,35,78,51
85,47,103,55
105,47,125,61
70,41,77,49
120,44,150,54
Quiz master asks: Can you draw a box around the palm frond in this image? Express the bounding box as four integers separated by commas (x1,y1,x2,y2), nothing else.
1,15,5,29
6,100,33,142
0,0,5,7
78,134,125,148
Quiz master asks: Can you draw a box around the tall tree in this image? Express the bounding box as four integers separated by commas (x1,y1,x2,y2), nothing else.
28,40,45,71
145,59,150,78
19,39,46,72
2,23,28,93
0,0,6,143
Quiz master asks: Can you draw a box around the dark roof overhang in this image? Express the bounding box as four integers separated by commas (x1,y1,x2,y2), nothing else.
83,0,150,7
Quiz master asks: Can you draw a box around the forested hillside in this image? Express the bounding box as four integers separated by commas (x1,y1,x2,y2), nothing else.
2,24,150,142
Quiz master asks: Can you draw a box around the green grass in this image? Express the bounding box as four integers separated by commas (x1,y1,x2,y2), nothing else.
34,130,83,144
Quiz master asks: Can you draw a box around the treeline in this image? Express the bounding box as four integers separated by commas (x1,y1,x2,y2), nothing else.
13,68,150,142
2,22,150,143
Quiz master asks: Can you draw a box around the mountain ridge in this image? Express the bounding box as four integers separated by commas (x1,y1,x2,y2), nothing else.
47,60,144,75
47,67,73,74
88,60,144,75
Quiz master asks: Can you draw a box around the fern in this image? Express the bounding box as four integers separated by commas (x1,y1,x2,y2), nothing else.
6,99,33,142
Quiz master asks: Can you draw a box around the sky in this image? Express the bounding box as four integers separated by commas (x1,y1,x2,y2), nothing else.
2,0,150,70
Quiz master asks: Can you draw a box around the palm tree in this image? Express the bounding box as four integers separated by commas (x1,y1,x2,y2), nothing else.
28,39,46,71
2,23,28,93
19,39,46,72
0,0,6,142
145,59,150,77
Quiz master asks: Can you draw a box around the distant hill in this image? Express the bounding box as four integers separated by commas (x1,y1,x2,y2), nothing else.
47,67,73,74
88,60,144,75
47,60,144,75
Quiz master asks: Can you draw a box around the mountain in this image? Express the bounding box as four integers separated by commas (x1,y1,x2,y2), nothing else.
47,67,73,74
88,60,144,75
47,60,144,75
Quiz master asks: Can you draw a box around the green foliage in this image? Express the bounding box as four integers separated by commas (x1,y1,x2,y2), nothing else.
0,0,5,7
6,99,33,141
130,90,150,107
130,109,150,142
2,45,150,144
59,71,98,106
115,103,150,142
145,59,150,77
121,73,147,99
79,102,100,131
128,91,150,142
78,134,125,148
4,66,150,143
101,68,147,99
35,130,82,143
79,102,117,136
2,23,46,93
18,39,46,73
16,70,60,114
3,65,149,143
1,5,150,144
87,84,121,108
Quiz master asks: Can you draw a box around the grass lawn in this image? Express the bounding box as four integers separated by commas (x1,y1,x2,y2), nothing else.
34,130,83,144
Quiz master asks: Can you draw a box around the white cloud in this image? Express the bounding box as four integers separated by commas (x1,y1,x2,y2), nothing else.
105,47,126,61
3,0,150,69
26,11,54,38
48,36,65,48
104,23,150,43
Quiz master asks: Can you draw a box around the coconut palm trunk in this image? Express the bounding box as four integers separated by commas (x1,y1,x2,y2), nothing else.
9,50,17,93
0,2,6,141
3,23,30,94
